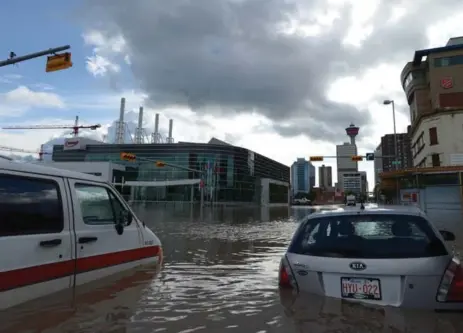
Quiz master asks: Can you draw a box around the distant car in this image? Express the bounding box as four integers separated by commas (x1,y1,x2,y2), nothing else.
278,204,463,309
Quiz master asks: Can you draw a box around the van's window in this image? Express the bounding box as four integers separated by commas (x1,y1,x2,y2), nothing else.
75,184,115,225
75,184,129,225
0,174,63,236
288,214,447,259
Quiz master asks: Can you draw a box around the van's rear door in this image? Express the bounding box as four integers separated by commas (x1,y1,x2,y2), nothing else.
0,171,74,310
67,179,145,287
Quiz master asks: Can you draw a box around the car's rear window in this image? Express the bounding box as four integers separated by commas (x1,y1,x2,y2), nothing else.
288,214,448,258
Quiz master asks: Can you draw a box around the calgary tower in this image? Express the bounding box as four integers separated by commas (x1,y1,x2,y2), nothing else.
345,123,359,145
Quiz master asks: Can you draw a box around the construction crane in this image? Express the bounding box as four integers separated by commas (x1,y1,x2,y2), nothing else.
2,116,101,137
0,145,50,161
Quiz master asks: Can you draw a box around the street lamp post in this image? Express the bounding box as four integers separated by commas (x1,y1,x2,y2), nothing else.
383,99,398,170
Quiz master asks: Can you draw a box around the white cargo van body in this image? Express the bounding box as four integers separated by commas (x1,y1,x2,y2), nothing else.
0,159,162,310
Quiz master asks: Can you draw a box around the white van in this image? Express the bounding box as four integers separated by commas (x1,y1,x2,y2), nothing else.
0,158,163,310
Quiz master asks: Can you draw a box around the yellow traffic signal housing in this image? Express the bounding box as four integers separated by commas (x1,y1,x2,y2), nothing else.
46,52,72,73
309,156,324,162
155,161,166,167
352,155,363,161
120,152,136,161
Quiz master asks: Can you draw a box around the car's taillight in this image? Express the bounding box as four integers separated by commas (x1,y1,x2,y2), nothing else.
278,256,298,290
437,258,463,302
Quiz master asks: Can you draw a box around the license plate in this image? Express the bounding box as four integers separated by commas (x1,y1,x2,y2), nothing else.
340,277,381,300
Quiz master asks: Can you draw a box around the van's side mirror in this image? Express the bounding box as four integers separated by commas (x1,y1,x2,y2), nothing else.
114,211,133,235
439,230,456,241
115,223,124,235
123,210,133,226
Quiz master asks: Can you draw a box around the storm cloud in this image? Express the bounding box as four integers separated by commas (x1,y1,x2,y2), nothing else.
81,0,463,143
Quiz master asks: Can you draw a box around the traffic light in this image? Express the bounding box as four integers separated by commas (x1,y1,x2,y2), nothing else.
46,52,72,73
155,161,166,167
309,156,324,162
366,153,375,161
120,152,136,161
351,155,363,161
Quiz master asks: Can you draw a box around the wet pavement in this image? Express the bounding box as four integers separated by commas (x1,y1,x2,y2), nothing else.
3,204,463,333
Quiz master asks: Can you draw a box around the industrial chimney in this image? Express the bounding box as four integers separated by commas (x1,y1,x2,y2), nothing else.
135,106,144,144
150,113,162,143
166,119,174,143
154,113,159,134
115,97,126,144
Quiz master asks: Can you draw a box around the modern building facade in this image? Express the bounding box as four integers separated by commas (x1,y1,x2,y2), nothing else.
290,158,315,195
52,137,290,205
336,142,358,190
341,171,368,196
318,164,333,189
401,36,463,168
374,144,383,185
379,132,413,172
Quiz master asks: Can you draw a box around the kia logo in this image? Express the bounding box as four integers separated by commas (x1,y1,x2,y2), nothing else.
65,141,79,147
297,270,308,276
349,262,366,271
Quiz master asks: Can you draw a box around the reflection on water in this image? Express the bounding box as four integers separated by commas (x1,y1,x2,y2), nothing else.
2,204,463,333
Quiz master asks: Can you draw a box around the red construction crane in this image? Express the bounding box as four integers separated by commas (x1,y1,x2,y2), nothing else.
2,116,101,137
0,144,50,161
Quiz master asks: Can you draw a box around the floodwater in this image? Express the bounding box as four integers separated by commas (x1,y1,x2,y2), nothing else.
2,204,463,333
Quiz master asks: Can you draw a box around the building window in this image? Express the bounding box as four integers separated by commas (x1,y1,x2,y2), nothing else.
431,154,440,167
417,157,427,168
0,174,64,236
429,127,438,146
434,55,463,67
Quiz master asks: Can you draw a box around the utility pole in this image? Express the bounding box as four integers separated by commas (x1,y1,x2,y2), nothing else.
0,45,71,68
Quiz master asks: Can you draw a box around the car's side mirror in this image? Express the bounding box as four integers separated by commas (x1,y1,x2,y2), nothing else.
439,230,456,241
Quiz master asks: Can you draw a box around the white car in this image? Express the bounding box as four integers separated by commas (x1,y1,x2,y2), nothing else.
279,204,462,309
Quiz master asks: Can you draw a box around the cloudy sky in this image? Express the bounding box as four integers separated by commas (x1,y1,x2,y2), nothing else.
1,0,463,189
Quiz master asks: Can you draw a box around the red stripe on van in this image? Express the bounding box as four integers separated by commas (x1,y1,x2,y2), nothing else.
0,245,161,292
76,245,160,273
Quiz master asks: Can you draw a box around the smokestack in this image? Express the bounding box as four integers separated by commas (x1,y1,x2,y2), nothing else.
168,119,173,138
116,97,126,144
134,106,144,144
154,113,159,133
119,98,125,124
138,106,143,129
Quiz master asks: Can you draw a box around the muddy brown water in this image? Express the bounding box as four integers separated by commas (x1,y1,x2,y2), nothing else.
2,204,463,333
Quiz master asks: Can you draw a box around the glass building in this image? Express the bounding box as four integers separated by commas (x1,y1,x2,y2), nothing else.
52,139,290,204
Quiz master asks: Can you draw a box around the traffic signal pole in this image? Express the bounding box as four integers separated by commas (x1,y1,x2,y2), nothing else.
0,45,71,68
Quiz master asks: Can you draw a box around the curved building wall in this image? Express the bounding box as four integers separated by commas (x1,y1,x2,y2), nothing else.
52,143,290,203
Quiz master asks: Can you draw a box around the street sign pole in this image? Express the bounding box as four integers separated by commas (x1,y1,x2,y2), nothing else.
0,45,71,68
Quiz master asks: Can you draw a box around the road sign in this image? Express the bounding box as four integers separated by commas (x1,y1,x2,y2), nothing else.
392,161,401,165
351,156,363,161
310,156,323,162
120,152,136,161
46,52,72,73
365,153,375,161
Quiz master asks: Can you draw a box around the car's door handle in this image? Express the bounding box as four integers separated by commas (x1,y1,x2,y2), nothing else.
39,239,62,247
78,236,98,244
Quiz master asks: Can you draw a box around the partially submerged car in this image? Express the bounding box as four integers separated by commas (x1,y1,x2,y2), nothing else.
279,204,462,309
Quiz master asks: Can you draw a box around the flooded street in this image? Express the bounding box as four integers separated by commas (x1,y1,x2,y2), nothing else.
3,204,463,333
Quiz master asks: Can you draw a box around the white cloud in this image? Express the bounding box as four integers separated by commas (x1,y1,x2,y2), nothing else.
86,54,121,77
83,30,127,77
0,86,65,116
